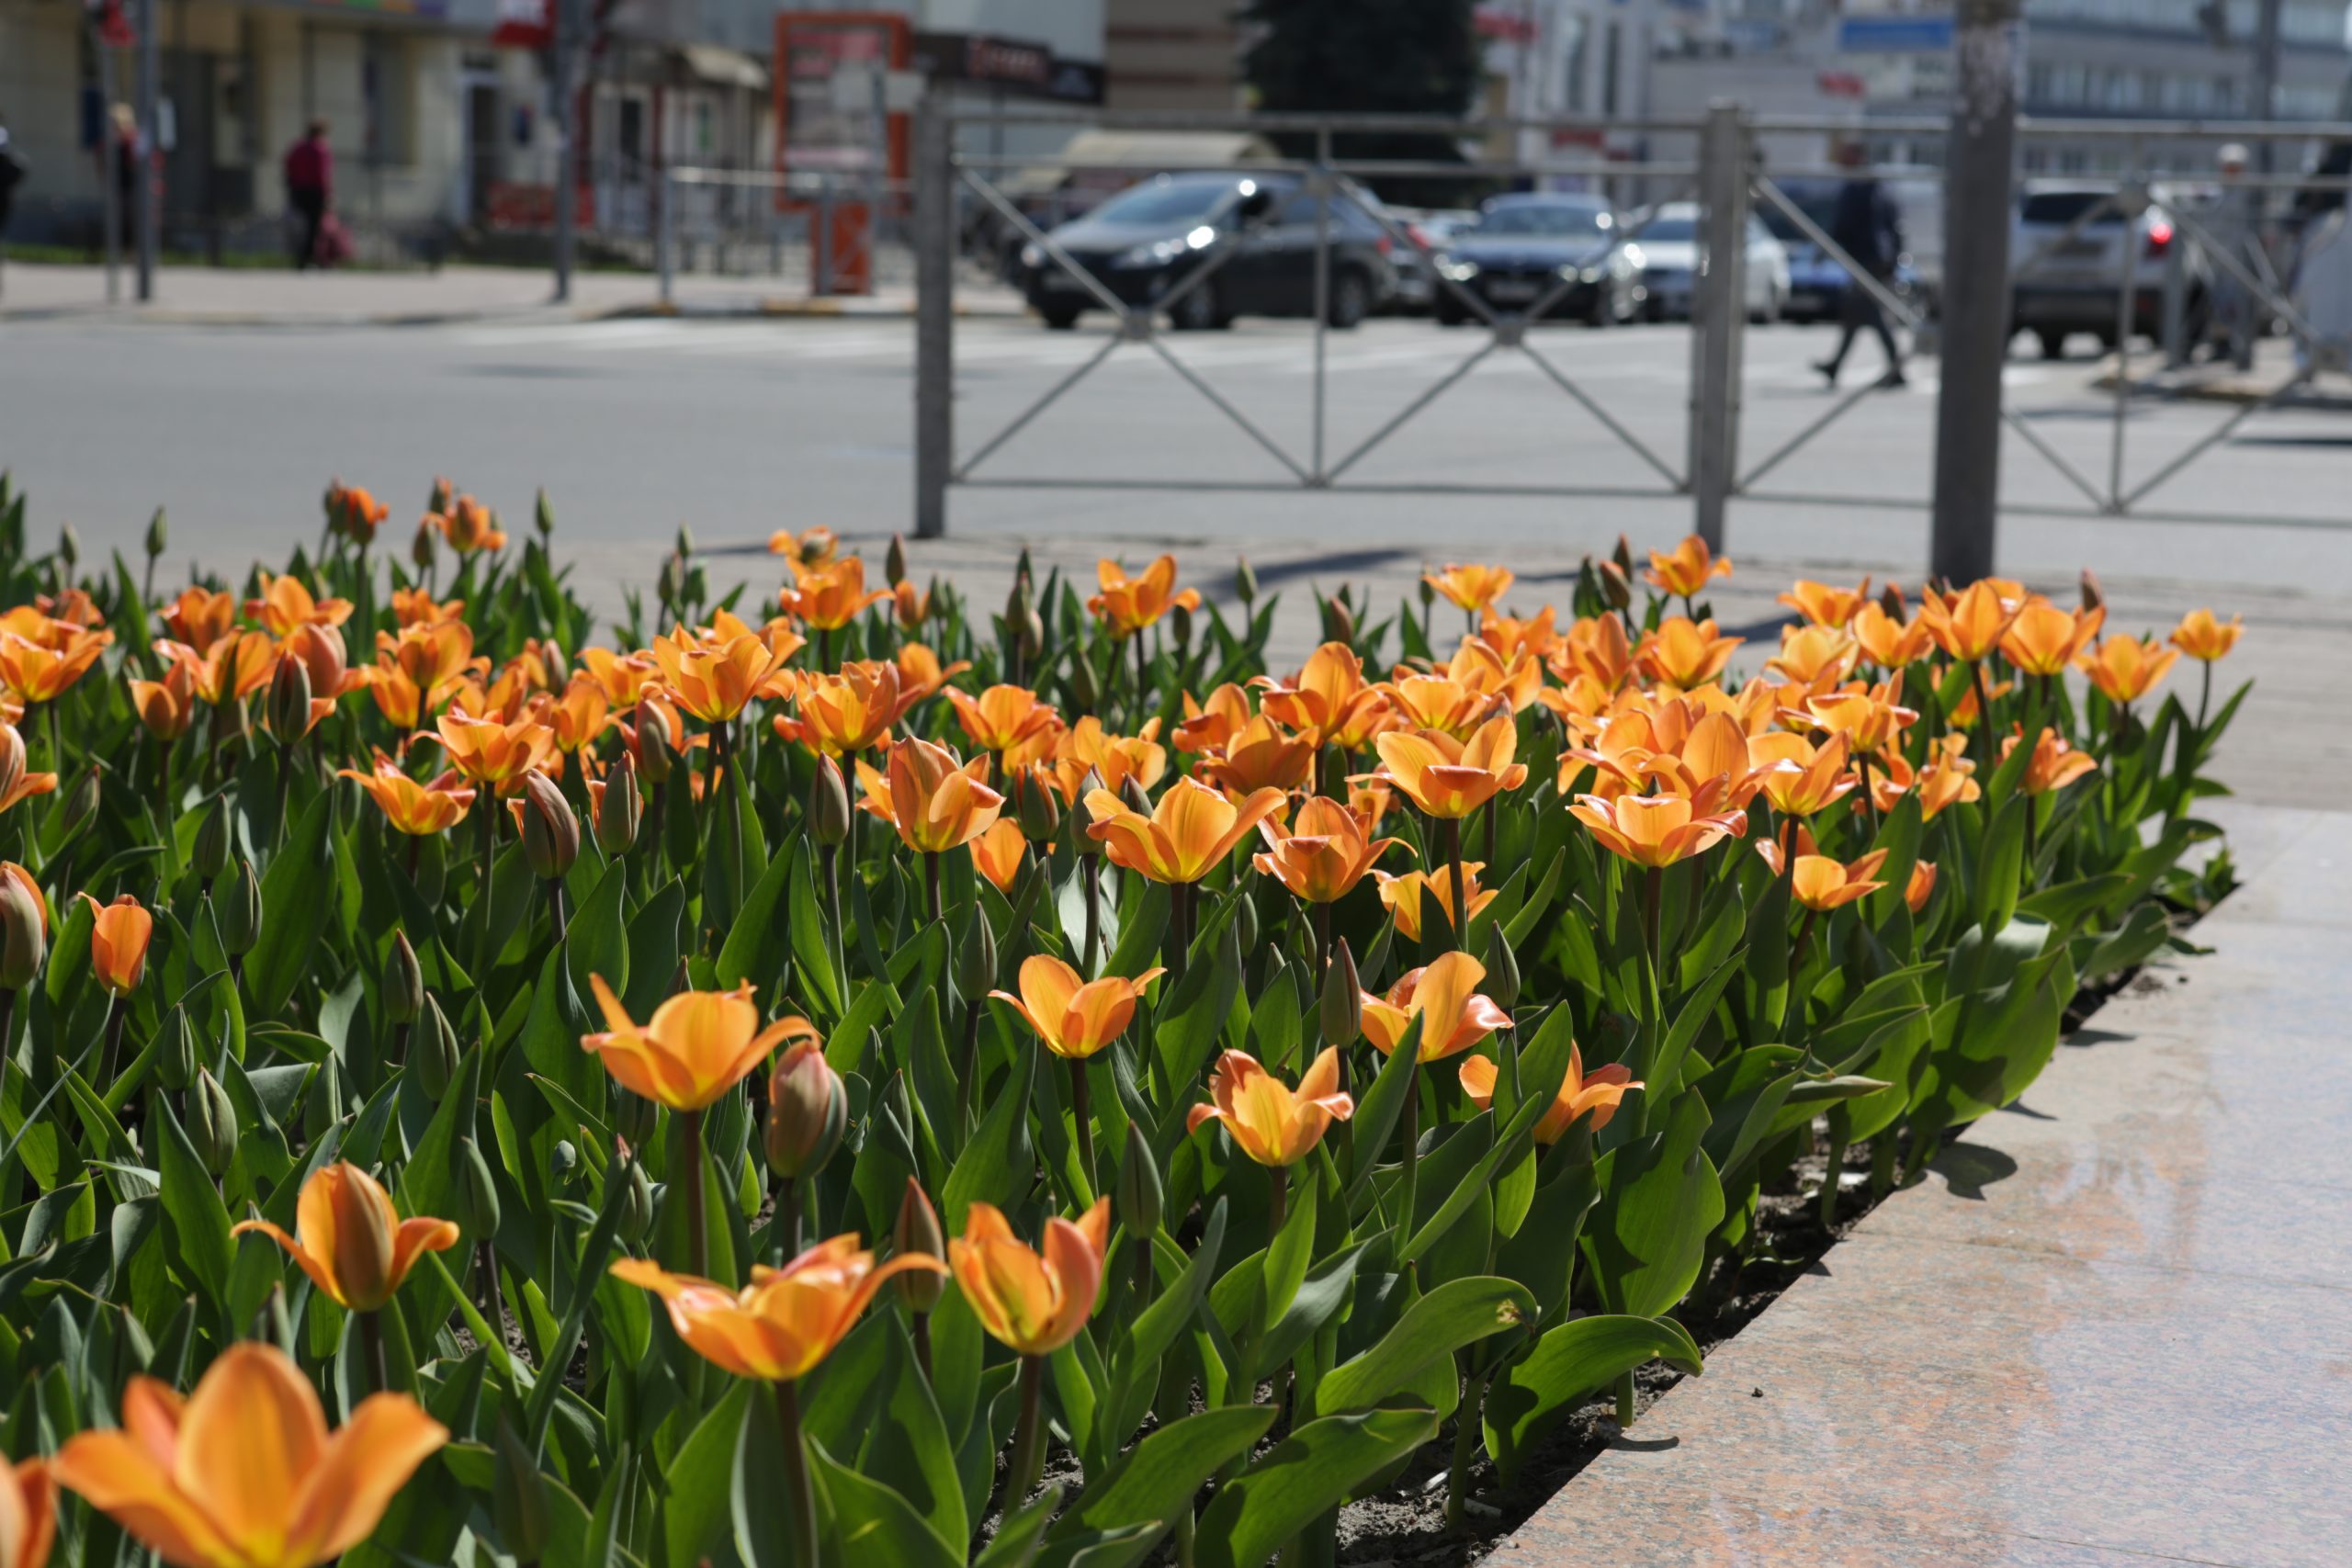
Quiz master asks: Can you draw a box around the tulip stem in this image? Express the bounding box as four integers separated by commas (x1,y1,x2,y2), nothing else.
475,1239,509,1355
682,1107,707,1279
96,996,125,1089
1312,900,1331,981
776,1174,801,1263
820,841,844,988
545,878,569,945
1005,1353,1046,1508
1442,818,1469,953
953,995,983,1150
1445,1361,1495,1526
1069,1057,1098,1201
1134,636,1148,729
1396,1055,1421,1251
0,990,14,1112
924,850,942,926
272,741,295,853
474,803,496,982
359,1307,390,1395
1080,855,1102,978
1967,659,1993,774
775,1377,821,1568
1616,1369,1636,1428
1819,1122,1849,1229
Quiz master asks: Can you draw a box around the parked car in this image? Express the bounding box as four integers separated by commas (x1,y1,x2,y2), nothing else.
1385,207,1480,313
1430,194,1645,326
1018,171,1397,331
1758,177,1922,324
2008,181,2206,359
1630,203,1792,322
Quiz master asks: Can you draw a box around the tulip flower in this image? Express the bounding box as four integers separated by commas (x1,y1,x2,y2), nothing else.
0,624,112,706
1084,774,1285,884
894,579,931,629
2003,726,2098,795
159,586,238,652
51,1341,446,1568
954,1198,1112,1499
541,673,612,756
244,572,353,638
1424,563,1515,615
0,863,47,997
991,953,1163,1061
264,653,335,742
891,641,967,705
233,1160,459,1316
768,525,841,570
2077,634,2180,706
1171,683,1252,756
1255,795,1402,905
128,654,198,741
78,893,153,997
968,817,1026,893
0,1457,52,1568
1644,536,1732,599
582,975,816,1113
1369,714,1528,819
1917,580,2018,663
1851,600,1935,668
1091,555,1202,641
1762,624,1860,688
1188,1047,1354,1167
577,645,658,706
1777,578,1871,628
2169,608,2242,662
1569,791,1748,869
857,735,1005,855
1253,641,1394,754
435,495,506,553
1905,860,1939,913
1635,616,1742,690
1806,677,1917,756
1748,731,1858,818
1052,716,1169,801
782,557,892,631
327,480,389,544
611,1238,943,1384
424,708,557,798
1374,862,1497,943
340,751,476,837
651,625,782,726
1999,601,2104,677
774,660,904,757
1460,1042,1641,1143
1359,951,1512,1062
1196,713,1317,795
0,721,57,816
586,755,643,857
1792,849,1891,911
946,683,1062,758
1549,613,1636,693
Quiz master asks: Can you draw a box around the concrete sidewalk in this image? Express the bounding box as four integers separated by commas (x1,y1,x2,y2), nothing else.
1498,799,2351,1566
0,261,1027,326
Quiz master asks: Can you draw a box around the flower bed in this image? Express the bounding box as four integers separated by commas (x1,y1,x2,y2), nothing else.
0,470,2245,1568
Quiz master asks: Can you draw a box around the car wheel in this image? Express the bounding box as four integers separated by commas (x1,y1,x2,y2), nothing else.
1327,269,1371,330
1586,285,1610,328
1169,280,1223,332
1040,307,1081,332
1435,296,1470,326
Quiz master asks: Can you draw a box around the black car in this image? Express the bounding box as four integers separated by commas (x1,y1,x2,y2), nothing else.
1020,172,1397,331
1432,194,1645,327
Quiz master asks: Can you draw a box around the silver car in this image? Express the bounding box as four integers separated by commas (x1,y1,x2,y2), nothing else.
2008,181,2206,360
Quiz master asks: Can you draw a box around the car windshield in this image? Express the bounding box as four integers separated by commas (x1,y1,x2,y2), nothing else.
1474,205,1607,237
1760,198,1838,243
1090,179,1240,226
1641,216,1698,242
2020,191,2126,227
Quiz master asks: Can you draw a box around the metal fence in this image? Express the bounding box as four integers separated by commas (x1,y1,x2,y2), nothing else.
910,105,2352,547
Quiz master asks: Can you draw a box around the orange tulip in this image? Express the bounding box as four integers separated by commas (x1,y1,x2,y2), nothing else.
339,752,476,836
1254,795,1401,904
1369,714,1528,819
894,579,932,630
1052,716,1170,802
783,558,891,631
1373,862,1496,943
991,953,1162,1060
1748,731,1857,818
1424,563,1515,614
1635,616,1742,690
129,655,199,741
1359,951,1512,1061
1762,624,1860,687
1476,604,1563,665
364,621,481,729
0,1456,53,1568
1197,713,1316,795
2169,608,2243,662
1917,581,2018,663
2077,634,2179,705
0,722,56,816
1644,536,1732,598
1438,637,1544,716
1549,613,1636,693
1569,792,1747,869
0,624,112,705
1089,556,1200,639
390,586,465,627
855,736,1004,853
947,684,1062,757
1851,600,1935,668
775,660,907,757
327,481,389,545
582,975,817,1112
1380,673,1495,741
1255,642,1393,752
652,625,782,725
1170,683,1252,755
540,674,611,755
1807,677,1917,756
949,1199,1111,1357
1459,1042,1640,1143
891,641,967,705
768,526,841,571
161,631,275,707
2002,726,2098,795
435,495,506,553
1904,860,1939,913
576,646,659,706
969,818,1027,893
244,573,353,639
159,587,238,653
232,1162,459,1313
1187,1047,1354,1167
1083,775,1284,884
51,1341,446,1568
610,1237,944,1383
425,708,557,797
1999,602,2103,677
78,894,152,996
1792,849,1890,911
1873,741,1982,821
1777,578,1871,628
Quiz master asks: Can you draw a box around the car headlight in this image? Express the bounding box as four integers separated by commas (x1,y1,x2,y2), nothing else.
1440,259,1480,282
1020,243,1043,269
1113,236,1204,269
1622,243,1645,268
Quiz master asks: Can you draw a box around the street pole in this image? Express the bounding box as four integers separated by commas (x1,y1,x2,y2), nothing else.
1929,0,2019,586
2252,0,2282,174
549,0,574,304
134,0,157,300
911,102,952,539
1687,101,1749,553
96,20,121,306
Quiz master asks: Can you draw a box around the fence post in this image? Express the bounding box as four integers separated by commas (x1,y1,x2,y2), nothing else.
1688,102,1749,552
134,0,157,301
657,169,676,306
913,102,953,540
1929,0,2021,585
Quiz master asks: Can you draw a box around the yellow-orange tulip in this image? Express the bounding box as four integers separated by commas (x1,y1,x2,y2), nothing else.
1777,578,1871,627
0,1456,52,1568
1083,775,1284,884
1550,613,1636,692
540,674,611,755
1052,716,1169,803
1187,1047,1354,1167
1852,600,1935,668
577,645,659,706
2003,726,2098,795
1381,672,1495,741
1171,683,1252,756
610,1237,944,1383
129,655,199,742
1197,713,1316,795
946,683,1062,757
1459,1043,1641,1143
338,752,476,836
1439,637,1544,716
364,621,481,729
244,572,353,639
1635,616,1741,690
434,495,505,553
991,953,1162,1060
1645,536,1732,598
1762,624,1860,687
0,722,57,816
78,894,152,997
783,558,891,631
1374,862,1496,944
582,975,817,1112
1569,792,1747,869
1905,860,1939,913
425,708,557,797
51,1341,446,1568
1872,743,1981,821
1359,951,1511,1061
894,579,932,630
1089,556,1200,639
856,736,1004,853
775,660,908,757
0,625,112,705
390,586,466,627
1748,731,1857,818
1255,642,1393,751
232,1162,459,1313
768,525,841,571
892,641,967,705
1918,581,2018,663
1424,563,1515,614
2077,634,2179,705
652,625,781,725
1369,714,1528,819
159,586,238,653
969,818,1027,894
326,481,390,544
1254,795,1401,904
1792,849,1890,911
1807,677,1917,756
950,1199,1112,1357
1476,604,1562,665
2169,608,2243,662
1999,602,2104,677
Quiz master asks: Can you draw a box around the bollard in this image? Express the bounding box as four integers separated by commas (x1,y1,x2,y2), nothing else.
913,104,954,540
1687,102,1750,553
657,168,676,306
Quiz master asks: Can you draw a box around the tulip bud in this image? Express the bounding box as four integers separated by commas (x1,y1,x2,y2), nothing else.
491,1419,552,1564
1170,603,1193,657
303,1055,344,1145
631,701,674,785
808,754,850,847
615,1084,660,1150
57,523,79,571
216,860,262,958
451,1135,502,1241
682,562,707,608
1069,655,1099,712
535,488,556,540
384,931,424,1027
518,770,580,881
1321,937,1362,1046
674,525,695,559
145,507,168,560
428,476,453,514
62,766,100,839
1233,894,1258,956
2079,569,2105,617
192,800,232,880
1020,604,1046,660
1611,533,1634,578
656,553,683,608
412,518,437,574
957,913,996,1000
1320,595,1355,647
1880,581,1907,621
594,752,642,857
190,1069,238,1176
1600,560,1633,612
154,1005,196,1092
1417,571,1436,614
891,1179,945,1313
414,994,460,1099
764,1042,848,1180
1074,768,1107,856
1012,766,1061,841
1003,574,1032,630
0,866,46,991
1483,922,1521,1015
1234,555,1258,604
616,1156,656,1243
1116,1121,1162,1240
1119,774,1153,818
266,654,313,743
549,1139,580,1185
885,533,908,588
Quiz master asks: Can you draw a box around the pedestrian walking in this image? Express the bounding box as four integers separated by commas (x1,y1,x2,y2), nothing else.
0,113,25,297
1813,141,1908,389
283,119,334,269
2206,142,2260,370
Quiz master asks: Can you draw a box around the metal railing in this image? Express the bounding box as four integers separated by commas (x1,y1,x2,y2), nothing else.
653,169,920,302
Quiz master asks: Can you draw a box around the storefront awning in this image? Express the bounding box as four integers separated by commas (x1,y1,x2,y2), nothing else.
676,44,768,92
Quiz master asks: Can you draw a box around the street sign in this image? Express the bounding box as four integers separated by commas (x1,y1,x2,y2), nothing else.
1837,15,1956,52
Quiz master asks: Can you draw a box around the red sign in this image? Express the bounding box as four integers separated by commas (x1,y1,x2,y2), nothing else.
492,0,552,51
1817,71,1869,100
